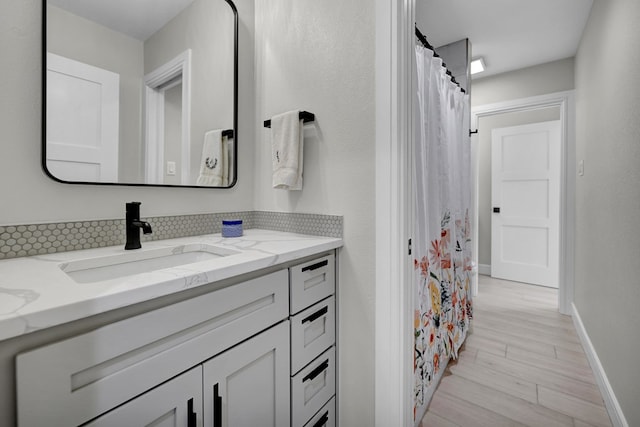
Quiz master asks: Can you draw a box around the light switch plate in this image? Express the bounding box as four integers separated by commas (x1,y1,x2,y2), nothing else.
167,161,176,176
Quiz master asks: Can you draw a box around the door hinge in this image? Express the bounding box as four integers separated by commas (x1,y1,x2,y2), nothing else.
408,238,412,255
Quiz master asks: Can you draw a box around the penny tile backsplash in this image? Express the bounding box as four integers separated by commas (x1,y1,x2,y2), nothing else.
0,211,342,260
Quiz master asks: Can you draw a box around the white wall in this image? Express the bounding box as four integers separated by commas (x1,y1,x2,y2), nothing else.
574,0,640,424
0,0,255,226
253,0,376,424
472,57,575,107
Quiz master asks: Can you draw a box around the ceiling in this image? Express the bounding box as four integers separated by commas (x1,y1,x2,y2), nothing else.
49,0,595,76
417,0,594,79
47,0,195,41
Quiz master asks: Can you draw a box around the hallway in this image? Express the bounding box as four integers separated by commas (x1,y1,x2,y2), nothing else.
421,275,612,427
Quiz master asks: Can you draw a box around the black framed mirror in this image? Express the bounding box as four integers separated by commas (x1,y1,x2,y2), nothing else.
43,0,238,188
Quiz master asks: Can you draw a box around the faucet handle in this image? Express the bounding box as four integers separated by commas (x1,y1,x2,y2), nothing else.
126,202,142,217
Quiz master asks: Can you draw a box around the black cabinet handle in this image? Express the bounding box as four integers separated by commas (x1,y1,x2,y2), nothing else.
187,398,196,427
311,411,329,427
493,207,501,213
302,259,328,272
213,383,222,427
302,306,328,324
303,359,329,383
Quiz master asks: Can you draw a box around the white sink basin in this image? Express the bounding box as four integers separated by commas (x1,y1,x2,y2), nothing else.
60,244,239,284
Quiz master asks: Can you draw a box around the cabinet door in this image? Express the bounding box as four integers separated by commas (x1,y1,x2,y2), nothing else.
203,321,290,427
85,367,202,427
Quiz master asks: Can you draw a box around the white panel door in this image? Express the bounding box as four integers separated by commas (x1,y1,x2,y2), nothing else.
491,121,560,287
46,53,119,182
203,321,290,427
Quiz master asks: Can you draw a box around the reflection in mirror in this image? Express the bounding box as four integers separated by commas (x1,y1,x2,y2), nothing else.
43,0,238,187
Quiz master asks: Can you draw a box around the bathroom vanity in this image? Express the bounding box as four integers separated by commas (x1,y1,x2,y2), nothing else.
0,230,341,426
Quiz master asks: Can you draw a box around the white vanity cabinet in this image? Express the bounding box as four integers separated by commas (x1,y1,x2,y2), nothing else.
14,250,339,427
16,269,290,427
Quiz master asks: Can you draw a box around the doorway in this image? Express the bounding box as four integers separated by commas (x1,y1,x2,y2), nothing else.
144,50,192,185
471,91,576,314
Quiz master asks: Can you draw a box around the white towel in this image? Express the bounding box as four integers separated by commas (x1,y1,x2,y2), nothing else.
197,129,223,186
271,110,304,190
222,136,230,187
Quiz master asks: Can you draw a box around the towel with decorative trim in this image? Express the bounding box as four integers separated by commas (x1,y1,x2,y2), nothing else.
271,110,303,190
222,135,230,186
197,129,223,186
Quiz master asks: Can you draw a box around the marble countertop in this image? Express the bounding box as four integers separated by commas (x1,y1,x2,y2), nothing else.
0,229,342,342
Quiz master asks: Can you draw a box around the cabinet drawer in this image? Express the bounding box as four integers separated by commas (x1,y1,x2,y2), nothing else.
291,347,335,427
290,254,335,314
16,270,288,427
291,296,335,374
303,396,335,427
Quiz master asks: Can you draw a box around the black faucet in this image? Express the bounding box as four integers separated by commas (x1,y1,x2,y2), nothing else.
125,202,153,250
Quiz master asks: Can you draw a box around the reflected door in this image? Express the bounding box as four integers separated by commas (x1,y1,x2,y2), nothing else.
46,53,119,182
491,121,561,287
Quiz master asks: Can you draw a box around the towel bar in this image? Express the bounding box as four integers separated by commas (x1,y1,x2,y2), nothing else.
264,111,315,128
222,129,234,138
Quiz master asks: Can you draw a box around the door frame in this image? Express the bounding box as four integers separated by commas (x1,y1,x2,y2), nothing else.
471,90,576,314
144,50,192,185
374,0,414,426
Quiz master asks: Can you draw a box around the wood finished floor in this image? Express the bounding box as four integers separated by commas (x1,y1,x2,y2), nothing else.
420,275,612,427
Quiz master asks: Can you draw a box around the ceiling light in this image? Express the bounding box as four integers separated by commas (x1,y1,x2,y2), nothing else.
470,57,485,75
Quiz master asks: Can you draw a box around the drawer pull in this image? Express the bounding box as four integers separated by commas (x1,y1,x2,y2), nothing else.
213,383,222,427
303,359,329,383
301,260,329,272
187,398,197,427
311,411,329,427
302,306,328,324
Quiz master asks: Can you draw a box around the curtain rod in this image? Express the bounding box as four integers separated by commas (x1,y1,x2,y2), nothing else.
415,24,466,94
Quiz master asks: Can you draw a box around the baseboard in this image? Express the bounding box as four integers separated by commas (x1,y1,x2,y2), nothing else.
478,264,491,276
571,303,628,427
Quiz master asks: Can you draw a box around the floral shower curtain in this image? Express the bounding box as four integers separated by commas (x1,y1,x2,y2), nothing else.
413,44,473,419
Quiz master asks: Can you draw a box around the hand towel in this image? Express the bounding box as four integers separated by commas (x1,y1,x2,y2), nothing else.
271,110,304,190
196,129,223,186
222,135,230,187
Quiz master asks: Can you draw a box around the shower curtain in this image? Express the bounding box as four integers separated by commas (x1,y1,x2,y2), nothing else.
413,44,473,419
